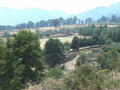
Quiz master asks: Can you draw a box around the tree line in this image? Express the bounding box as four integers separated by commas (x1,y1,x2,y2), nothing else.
79,24,120,43
71,24,120,51
1,15,120,30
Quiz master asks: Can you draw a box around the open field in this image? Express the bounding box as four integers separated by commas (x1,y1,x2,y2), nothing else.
40,35,85,49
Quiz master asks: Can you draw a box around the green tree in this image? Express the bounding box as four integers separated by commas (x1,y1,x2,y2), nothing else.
0,31,44,90
71,36,80,51
45,39,65,67
12,30,44,83
0,38,24,90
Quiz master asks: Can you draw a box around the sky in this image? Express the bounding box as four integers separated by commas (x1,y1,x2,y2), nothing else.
0,0,120,14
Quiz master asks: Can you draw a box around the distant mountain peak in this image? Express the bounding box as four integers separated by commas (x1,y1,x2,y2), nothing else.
77,2,120,20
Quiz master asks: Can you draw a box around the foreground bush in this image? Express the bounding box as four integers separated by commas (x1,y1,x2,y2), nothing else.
64,63,106,90
24,78,67,90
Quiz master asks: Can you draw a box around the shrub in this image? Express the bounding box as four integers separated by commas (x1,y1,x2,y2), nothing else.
46,67,64,79
64,63,105,90
97,47,120,70
76,52,89,67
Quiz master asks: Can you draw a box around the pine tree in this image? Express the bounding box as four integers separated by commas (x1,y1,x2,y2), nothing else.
0,38,24,90
71,36,80,51
12,30,44,83
45,39,65,67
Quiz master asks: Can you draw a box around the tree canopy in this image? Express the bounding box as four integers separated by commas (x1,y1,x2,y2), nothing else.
44,39,65,67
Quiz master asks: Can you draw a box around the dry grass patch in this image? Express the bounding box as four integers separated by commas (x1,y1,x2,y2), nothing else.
24,78,65,90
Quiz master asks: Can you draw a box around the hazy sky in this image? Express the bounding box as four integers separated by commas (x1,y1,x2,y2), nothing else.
0,0,120,14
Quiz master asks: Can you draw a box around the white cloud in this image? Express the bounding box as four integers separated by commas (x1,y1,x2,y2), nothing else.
0,0,120,14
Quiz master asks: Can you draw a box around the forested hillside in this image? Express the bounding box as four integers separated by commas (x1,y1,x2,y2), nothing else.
1,25,120,90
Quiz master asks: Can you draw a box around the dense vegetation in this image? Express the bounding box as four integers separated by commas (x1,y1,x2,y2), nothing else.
65,46,120,90
70,24,120,51
1,24,120,90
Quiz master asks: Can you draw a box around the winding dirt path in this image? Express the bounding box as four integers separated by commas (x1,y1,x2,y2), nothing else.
64,54,79,74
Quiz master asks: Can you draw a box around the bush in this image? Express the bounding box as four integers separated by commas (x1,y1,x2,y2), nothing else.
97,47,120,70
105,38,113,45
46,67,64,79
26,78,67,90
63,42,71,51
76,52,89,67
64,63,105,90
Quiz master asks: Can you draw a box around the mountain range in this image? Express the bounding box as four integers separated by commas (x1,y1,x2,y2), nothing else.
1,2,120,25
77,2,120,20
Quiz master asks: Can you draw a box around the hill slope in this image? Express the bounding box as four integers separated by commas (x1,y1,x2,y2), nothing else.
77,2,120,20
